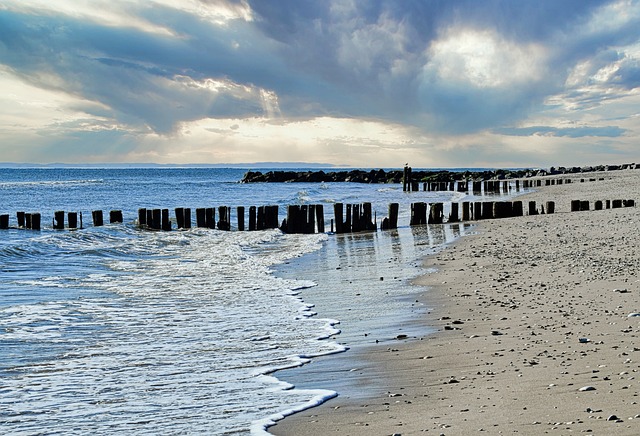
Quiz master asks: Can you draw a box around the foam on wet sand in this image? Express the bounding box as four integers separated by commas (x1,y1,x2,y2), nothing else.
271,169,640,435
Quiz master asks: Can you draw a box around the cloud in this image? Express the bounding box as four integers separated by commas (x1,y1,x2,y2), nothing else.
0,0,640,165
495,125,626,138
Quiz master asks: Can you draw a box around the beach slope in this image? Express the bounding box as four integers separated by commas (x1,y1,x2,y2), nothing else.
272,170,640,435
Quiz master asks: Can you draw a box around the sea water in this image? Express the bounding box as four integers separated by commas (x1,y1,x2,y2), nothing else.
0,168,503,435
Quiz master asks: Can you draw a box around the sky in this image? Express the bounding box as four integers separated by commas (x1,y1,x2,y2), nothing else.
1,0,640,168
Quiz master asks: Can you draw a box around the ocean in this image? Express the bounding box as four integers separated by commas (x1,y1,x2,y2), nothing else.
0,168,502,435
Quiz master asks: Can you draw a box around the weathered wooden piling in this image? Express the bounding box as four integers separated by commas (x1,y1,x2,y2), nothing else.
334,203,344,233
25,213,32,229
612,199,623,208
316,205,325,233
92,210,104,227
17,211,26,228
184,208,192,229
448,202,459,223
0,214,9,229
430,203,444,224
162,209,171,231
546,201,555,214
68,212,79,229
152,209,162,230
512,201,523,217
595,200,603,210
410,202,427,225
146,209,153,228
461,201,470,221
257,206,266,231
174,207,184,228
472,202,481,220
482,202,494,220
110,210,123,224
196,208,206,228
30,213,41,230
53,211,65,230
580,201,590,211
528,201,537,216
205,207,215,229
571,200,580,212
237,206,245,231
389,203,399,229
625,199,635,207
249,206,257,231
138,208,147,226
217,206,230,230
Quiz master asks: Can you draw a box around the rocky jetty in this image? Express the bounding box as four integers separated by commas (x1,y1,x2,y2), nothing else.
241,163,638,184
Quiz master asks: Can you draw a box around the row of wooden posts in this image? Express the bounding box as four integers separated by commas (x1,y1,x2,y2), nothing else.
402,169,607,194
1,197,634,233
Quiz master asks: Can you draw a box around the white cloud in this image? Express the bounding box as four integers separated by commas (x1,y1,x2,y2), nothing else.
426,28,547,88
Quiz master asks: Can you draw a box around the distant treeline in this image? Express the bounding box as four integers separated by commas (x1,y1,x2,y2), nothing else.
241,163,638,184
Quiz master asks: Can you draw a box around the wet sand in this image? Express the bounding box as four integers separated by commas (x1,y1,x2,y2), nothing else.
271,169,640,435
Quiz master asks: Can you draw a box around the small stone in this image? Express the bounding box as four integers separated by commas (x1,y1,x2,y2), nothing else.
579,337,590,343
607,414,619,421
491,330,503,336
627,313,640,317
579,386,596,392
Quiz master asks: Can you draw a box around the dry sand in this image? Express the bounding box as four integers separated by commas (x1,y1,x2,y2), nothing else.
271,169,640,435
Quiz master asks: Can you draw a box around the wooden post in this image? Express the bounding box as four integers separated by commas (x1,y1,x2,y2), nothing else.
580,201,589,211
316,204,325,233
571,200,580,212
625,199,635,207
345,204,352,233
594,200,603,210
429,203,444,224
482,202,494,220
205,208,215,229
389,203,399,229
528,201,537,216
92,210,104,227
286,205,298,234
53,211,65,230
68,212,78,229
606,200,611,209
31,213,41,231
512,201,523,217
473,202,482,220
257,206,266,231
333,203,344,234
109,210,123,224
0,214,9,229
17,211,25,228
151,209,160,230
217,206,229,230
175,208,184,229
184,208,192,229
308,205,316,234
25,213,32,229
146,209,153,229
462,201,470,221
138,208,147,226
249,206,257,231
612,199,623,208
546,201,555,214
448,202,459,223
162,209,171,231
351,204,360,232
237,206,245,231
196,208,206,227
361,202,374,231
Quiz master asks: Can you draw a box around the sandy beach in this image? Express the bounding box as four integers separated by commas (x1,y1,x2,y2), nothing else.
271,169,640,435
